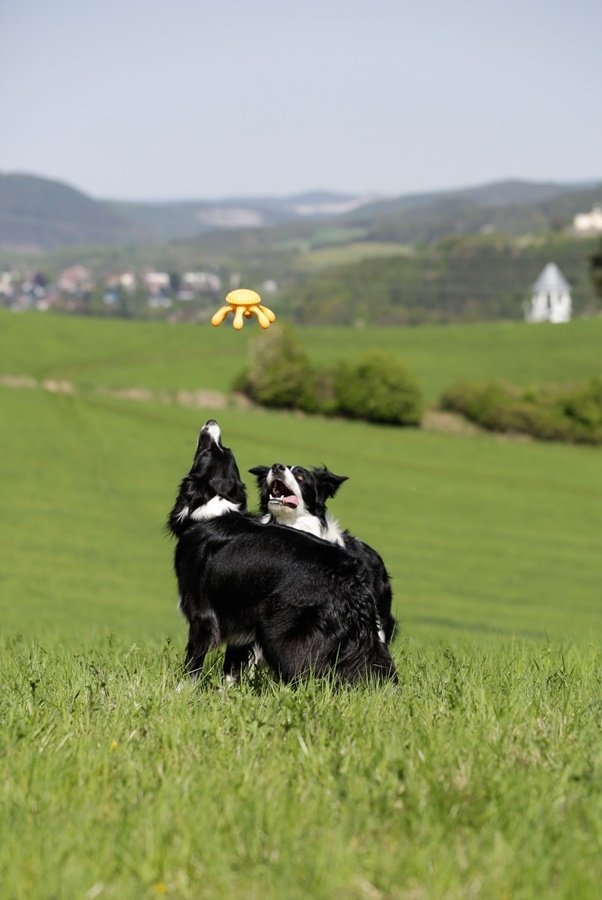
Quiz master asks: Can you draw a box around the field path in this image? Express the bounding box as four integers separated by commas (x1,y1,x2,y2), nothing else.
0,373,253,409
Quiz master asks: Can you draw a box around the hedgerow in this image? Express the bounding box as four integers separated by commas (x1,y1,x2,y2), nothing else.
441,376,602,444
235,326,424,426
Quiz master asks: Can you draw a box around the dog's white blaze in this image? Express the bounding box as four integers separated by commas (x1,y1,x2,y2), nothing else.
190,496,241,521
205,421,222,445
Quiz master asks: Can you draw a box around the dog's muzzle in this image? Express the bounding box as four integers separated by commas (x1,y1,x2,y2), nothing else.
268,477,299,509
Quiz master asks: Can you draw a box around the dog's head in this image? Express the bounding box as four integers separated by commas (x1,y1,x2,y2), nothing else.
169,420,247,534
249,463,347,527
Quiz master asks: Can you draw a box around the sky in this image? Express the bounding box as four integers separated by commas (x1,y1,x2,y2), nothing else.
1,0,601,201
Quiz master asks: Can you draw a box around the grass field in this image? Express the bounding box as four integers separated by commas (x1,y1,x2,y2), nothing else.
2,309,602,403
2,638,600,899
300,241,413,271
1,312,601,897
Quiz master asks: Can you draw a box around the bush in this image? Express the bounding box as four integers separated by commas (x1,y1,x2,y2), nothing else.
334,350,423,425
441,377,602,444
233,324,316,410
296,366,338,416
235,327,425,426
561,376,602,428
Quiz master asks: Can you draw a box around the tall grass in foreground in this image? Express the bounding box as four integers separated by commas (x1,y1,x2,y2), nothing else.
1,636,600,899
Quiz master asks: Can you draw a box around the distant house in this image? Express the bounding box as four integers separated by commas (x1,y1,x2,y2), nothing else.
57,265,94,296
573,204,602,234
0,272,15,299
143,271,170,295
181,271,221,293
106,271,137,293
525,263,572,324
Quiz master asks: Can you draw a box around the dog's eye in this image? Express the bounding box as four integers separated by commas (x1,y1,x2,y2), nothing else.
293,469,305,483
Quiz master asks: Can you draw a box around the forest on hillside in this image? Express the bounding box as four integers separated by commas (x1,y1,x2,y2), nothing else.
281,235,600,325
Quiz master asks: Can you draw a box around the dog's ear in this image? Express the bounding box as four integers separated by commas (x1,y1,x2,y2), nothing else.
249,465,269,483
315,467,349,499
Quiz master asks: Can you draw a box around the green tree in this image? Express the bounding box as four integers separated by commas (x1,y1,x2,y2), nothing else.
589,240,602,308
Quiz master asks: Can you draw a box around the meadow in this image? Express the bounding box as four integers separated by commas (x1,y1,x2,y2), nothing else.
1,312,601,898
2,309,602,402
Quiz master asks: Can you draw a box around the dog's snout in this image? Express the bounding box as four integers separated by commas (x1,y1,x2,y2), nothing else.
198,420,222,450
272,463,286,473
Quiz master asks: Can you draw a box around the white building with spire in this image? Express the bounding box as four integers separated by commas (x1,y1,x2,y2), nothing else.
525,263,572,324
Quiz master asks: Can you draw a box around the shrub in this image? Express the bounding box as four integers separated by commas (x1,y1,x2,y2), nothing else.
297,366,338,416
235,328,425,426
334,350,423,425
441,377,602,444
561,377,602,428
233,324,316,410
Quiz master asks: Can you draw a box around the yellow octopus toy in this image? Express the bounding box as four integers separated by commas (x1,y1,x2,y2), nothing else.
211,288,276,331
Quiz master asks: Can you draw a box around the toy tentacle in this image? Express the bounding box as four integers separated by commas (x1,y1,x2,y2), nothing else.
258,305,276,322
211,305,232,327
249,305,271,329
232,305,246,330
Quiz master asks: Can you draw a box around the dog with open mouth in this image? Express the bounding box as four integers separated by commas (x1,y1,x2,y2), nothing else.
250,463,397,645
168,421,397,686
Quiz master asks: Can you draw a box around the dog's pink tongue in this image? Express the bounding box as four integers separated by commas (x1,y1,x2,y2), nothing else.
283,495,299,508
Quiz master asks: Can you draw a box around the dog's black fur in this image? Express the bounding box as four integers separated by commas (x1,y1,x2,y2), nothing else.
250,464,397,644
168,421,397,686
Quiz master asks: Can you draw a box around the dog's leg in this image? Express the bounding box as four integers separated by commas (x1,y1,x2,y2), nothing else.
185,613,219,680
222,644,256,684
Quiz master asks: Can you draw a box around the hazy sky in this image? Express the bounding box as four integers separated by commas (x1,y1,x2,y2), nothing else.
1,0,600,200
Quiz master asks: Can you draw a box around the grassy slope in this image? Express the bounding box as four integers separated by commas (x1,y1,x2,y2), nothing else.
1,387,600,643
1,310,602,403
1,314,601,898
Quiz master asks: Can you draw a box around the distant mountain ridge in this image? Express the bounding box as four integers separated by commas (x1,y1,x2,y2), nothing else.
0,171,600,250
0,173,149,250
106,190,379,239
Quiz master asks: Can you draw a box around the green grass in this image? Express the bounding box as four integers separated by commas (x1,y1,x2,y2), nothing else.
1,313,601,897
300,241,412,272
1,638,600,898
2,310,601,403
1,387,601,642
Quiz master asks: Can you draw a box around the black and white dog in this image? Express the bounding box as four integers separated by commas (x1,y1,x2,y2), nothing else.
168,421,397,686
249,464,397,644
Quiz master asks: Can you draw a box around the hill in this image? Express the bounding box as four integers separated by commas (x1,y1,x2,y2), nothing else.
107,191,376,239
341,180,602,244
0,173,150,249
282,233,600,325
2,172,600,252
107,178,602,244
